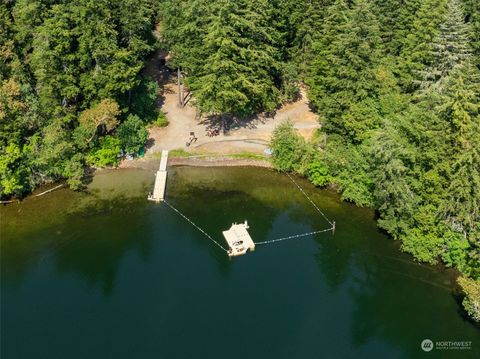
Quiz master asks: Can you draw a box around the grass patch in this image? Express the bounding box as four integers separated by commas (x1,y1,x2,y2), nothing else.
169,149,191,157
229,152,270,160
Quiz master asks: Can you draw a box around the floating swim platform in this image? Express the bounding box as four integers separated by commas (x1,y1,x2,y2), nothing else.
222,221,255,257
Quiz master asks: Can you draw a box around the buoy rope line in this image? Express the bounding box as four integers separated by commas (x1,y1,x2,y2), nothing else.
285,172,334,226
255,227,333,245
163,200,228,252
163,172,335,252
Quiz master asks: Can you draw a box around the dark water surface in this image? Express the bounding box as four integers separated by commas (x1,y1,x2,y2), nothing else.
1,167,479,359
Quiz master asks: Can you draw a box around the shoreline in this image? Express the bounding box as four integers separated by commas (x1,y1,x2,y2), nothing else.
2,154,464,302
1,155,273,204
118,154,272,171
170,156,272,168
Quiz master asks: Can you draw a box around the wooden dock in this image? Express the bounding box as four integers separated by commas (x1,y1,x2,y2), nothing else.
148,150,169,202
222,221,255,257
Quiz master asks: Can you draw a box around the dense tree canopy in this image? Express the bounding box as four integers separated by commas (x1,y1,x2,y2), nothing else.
1,0,156,193
161,0,284,116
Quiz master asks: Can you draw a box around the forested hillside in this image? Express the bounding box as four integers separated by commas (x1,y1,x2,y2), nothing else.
1,0,479,319
1,0,157,193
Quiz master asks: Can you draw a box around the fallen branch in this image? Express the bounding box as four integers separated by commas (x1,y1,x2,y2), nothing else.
33,184,64,197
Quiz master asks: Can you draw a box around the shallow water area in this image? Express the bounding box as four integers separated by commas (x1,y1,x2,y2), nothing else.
1,166,479,359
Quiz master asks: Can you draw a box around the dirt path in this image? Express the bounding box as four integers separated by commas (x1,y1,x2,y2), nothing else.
147,74,320,155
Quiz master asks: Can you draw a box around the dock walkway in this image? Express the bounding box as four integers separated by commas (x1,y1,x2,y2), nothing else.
148,150,169,202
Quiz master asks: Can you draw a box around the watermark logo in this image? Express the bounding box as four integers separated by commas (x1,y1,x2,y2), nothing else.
421,339,434,352
421,339,472,352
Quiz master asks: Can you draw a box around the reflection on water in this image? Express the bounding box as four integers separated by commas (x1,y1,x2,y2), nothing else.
1,166,479,359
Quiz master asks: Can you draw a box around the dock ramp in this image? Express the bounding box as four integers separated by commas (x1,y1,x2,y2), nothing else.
148,150,169,202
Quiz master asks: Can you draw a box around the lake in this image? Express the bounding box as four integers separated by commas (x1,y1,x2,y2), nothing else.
1,166,479,358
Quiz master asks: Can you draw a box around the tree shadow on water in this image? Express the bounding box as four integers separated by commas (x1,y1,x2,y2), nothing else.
313,224,480,357
279,188,480,358
51,196,155,297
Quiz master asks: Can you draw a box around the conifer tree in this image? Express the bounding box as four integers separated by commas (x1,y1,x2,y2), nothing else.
308,0,383,136
0,2,15,81
369,125,418,240
397,0,446,91
463,0,480,65
160,0,212,71
372,0,421,55
30,3,81,112
186,0,280,116
417,0,472,91
288,0,333,78
438,62,480,241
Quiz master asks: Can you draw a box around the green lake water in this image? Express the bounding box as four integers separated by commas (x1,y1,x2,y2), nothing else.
1,166,479,358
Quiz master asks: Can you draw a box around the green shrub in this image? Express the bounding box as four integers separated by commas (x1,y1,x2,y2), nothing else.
323,139,375,207
458,276,480,322
0,142,31,197
128,76,159,123
155,111,169,127
86,136,121,167
270,120,307,172
63,153,86,190
307,161,331,187
117,114,148,154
